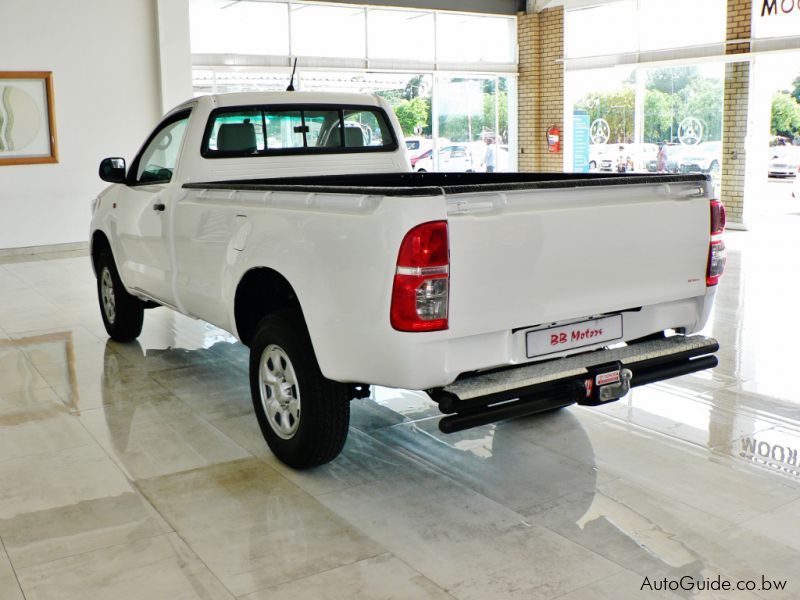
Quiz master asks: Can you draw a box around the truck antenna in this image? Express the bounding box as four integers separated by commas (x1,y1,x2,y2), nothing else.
286,58,298,92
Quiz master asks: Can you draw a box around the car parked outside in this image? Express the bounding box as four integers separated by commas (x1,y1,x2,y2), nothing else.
647,143,695,173
680,141,721,177
589,144,613,171
413,144,476,172
599,143,658,173
768,145,800,178
405,136,432,161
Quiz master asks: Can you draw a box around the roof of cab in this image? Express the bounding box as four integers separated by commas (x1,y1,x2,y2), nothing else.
210,91,382,108
165,91,384,119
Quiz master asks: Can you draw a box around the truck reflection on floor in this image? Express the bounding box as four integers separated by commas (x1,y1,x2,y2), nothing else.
99,338,708,589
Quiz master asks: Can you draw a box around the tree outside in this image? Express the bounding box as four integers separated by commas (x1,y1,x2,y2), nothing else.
575,66,723,146
376,75,509,143
771,89,800,143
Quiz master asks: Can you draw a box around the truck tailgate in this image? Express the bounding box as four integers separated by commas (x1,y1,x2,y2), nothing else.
446,180,711,337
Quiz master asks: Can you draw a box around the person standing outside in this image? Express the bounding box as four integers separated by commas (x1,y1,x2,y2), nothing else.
616,145,627,173
484,136,497,173
656,142,668,173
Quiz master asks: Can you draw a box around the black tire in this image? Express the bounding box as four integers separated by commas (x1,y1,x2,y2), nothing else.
249,310,350,469
96,250,144,342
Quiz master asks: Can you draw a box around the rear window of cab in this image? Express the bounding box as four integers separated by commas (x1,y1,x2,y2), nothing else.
202,105,397,157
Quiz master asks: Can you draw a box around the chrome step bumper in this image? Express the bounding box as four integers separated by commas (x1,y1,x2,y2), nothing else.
429,334,719,433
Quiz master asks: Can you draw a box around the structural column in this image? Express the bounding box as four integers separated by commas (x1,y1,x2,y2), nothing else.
517,6,564,172
156,0,193,113
721,0,752,225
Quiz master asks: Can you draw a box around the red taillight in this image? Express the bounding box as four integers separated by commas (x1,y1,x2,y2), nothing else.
707,199,726,286
391,221,449,332
710,199,726,235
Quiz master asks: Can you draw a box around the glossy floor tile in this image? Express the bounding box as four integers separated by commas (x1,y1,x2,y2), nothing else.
0,542,24,600
16,533,234,600
240,554,455,600
0,444,171,569
1,220,800,599
136,457,385,596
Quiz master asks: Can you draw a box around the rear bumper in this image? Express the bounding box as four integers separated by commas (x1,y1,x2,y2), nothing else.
429,334,718,433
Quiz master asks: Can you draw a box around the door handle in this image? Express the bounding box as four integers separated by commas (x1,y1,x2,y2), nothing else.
153,202,166,212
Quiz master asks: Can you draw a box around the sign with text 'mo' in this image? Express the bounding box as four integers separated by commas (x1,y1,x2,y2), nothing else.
759,0,800,17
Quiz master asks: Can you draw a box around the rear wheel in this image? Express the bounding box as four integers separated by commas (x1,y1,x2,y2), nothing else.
95,250,144,342
249,310,350,469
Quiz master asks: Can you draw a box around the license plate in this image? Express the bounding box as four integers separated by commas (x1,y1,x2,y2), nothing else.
525,315,623,359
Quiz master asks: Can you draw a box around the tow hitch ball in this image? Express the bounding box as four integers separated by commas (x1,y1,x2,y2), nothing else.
578,362,632,406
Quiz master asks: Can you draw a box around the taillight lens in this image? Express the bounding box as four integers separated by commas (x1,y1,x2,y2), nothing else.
707,199,726,286
710,199,726,235
391,221,449,332
707,240,726,286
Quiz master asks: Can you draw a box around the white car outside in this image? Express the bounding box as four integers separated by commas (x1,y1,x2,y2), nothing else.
413,144,476,172
768,146,800,178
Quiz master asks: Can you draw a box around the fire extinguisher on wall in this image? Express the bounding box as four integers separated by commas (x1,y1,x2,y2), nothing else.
546,125,561,153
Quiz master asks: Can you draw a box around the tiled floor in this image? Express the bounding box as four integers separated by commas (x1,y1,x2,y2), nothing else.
1,219,799,599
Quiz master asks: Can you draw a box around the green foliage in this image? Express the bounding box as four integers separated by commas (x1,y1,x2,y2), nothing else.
380,76,509,142
575,86,636,143
771,91,800,139
679,77,723,142
646,67,699,95
791,76,800,105
643,90,672,143
575,68,722,145
483,91,508,142
393,97,431,136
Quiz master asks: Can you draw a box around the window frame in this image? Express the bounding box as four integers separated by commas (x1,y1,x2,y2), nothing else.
128,109,193,187
200,103,398,159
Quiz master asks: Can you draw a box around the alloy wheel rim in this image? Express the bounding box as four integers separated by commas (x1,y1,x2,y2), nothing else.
259,344,301,440
100,268,116,324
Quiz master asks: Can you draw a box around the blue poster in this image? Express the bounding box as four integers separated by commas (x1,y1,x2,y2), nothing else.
573,110,590,173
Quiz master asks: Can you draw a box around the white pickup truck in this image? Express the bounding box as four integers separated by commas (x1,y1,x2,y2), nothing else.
91,92,725,468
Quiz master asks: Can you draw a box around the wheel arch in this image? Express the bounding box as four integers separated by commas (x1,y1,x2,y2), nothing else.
90,230,113,277
234,267,303,346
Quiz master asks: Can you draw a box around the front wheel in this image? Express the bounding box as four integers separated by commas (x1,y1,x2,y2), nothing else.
95,250,144,342
249,310,350,469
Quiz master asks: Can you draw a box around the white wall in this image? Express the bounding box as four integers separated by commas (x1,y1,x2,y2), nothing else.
0,0,164,249
157,0,193,114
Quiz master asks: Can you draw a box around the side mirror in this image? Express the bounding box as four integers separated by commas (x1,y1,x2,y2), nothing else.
99,157,127,183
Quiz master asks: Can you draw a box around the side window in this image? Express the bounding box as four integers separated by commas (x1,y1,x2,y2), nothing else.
206,111,265,153
136,116,190,184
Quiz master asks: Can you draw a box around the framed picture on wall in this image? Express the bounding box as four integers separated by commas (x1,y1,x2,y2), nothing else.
0,71,58,166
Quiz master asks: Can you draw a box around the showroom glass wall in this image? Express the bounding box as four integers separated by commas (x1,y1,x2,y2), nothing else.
563,0,727,194
189,1,517,172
